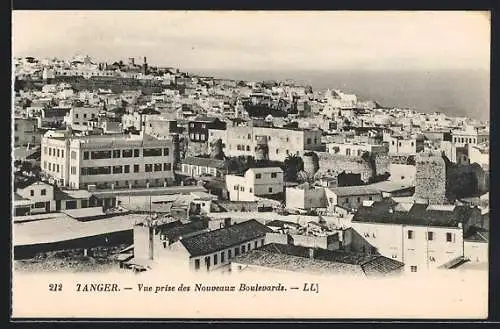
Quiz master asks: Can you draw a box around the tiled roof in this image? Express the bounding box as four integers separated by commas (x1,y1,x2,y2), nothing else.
234,243,404,277
266,220,301,229
464,226,489,243
13,193,29,201
180,219,273,257
353,199,476,228
159,220,208,243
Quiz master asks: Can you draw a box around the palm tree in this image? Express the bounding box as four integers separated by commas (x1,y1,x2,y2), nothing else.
283,154,304,182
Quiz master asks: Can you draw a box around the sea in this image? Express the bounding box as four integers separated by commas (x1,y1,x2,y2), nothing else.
185,68,490,122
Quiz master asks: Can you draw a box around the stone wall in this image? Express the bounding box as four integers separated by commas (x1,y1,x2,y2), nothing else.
414,152,447,204
446,164,488,199
373,154,390,176
314,152,373,183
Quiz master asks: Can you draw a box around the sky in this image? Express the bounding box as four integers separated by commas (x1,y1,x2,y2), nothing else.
12,11,490,71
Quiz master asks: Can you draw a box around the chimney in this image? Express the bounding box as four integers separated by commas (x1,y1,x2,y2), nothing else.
308,248,315,259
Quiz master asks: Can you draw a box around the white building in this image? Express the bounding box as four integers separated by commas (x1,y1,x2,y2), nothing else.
64,106,102,131
452,125,489,147
225,125,323,162
14,117,40,147
326,141,386,157
352,200,483,273
225,167,284,202
131,219,272,272
387,135,424,155
325,186,383,211
41,131,175,190
467,144,489,169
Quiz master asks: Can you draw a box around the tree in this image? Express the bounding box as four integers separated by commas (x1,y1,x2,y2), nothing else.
283,154,304,182
20,161,32,174
31,164,42,178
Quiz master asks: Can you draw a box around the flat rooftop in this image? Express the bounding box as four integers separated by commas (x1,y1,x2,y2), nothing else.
91,185,207,198
13,213,146,246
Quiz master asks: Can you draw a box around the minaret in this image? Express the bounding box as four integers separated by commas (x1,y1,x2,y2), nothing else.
142,56,148,75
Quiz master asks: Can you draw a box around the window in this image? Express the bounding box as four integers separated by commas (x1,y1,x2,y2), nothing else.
14,124,18,131
254,241,258,249
41,189,46,196
143,148,162,157
247,134,251,139
213,254,218,265
83,151,89,160
221,252,225,263
236,145,241,151
228,249,232,259
81,166,111,175
48,163,52,171
247,243,251,250
133,149,140,157
122,149,133,157
234,186,238,191
90,150,112,159
307,138,311,144
34,202,45,208
427,232,434,241
235,247,240,256
271,172,277,178
204,256,210,269
446,232,453,242
411,142,414,146
357,197,361,203
44,147,47,155
75,114,79,119
163,163,171,171
56,149,60,157
112,150,121,158
249,188,253,193
83,113,87,119
410,266,417,272
392,141,395,146
407,230,414,239
49,148,52,156
268,187,273,193
124,165,130,173
154,163,162,172
30,190,34,197
344,198,349,204
56,164,60,173
242,245,246,253
369,196,373,201
112,165,123,174
43,161,47,169
261,239,265,246
163,148,170,156
240,186,245,192
255,173,262,179
134,164,140,173
145,164,153,172
246,145,250,151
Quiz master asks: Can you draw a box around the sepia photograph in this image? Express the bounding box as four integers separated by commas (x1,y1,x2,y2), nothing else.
11,10,490,319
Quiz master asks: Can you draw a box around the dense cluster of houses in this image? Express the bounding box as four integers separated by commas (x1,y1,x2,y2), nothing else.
12,55,489,277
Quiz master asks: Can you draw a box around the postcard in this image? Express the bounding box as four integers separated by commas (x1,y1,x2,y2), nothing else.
11,10,490,319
